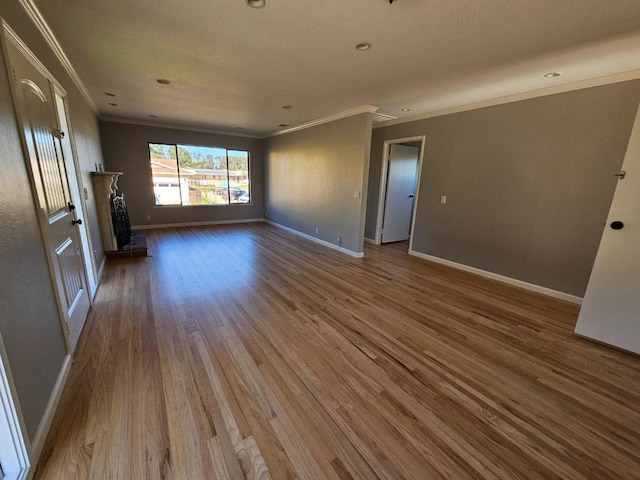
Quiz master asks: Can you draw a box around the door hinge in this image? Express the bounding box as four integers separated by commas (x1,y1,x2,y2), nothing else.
52,128,65,139
614,170,626,180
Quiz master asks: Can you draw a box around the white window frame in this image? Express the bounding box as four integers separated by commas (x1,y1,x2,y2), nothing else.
0,331,30,480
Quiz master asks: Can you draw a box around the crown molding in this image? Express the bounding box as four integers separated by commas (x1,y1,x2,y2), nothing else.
267,105,379,138
18,0,97,113
373,69,640,129
99,115,264,139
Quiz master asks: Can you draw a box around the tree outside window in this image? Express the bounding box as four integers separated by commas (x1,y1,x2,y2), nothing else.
148,143,250,206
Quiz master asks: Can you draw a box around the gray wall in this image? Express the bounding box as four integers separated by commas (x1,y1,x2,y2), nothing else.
265,113,373,254
366,81,640,297
0,5,104,440
100,121,265,227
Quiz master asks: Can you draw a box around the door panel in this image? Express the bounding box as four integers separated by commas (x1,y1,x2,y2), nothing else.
575,104,640,354
55,238,83,309
22,79,70,218
382,144,419,243
7,42,90,351
55,93,98,297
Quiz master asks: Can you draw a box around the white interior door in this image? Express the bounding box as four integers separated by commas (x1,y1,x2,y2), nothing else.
574,103,640,354
382,144,419,243
7,41,90,352
54,92,97,298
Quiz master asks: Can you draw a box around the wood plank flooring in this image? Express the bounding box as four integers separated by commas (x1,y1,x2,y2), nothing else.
34,223,640,479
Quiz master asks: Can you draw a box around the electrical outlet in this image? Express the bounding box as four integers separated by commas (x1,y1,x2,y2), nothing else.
353,191,360,199
337,236,342,245
315,227,319,234
265,210,269,218
146,214,152,221
440,195,447,204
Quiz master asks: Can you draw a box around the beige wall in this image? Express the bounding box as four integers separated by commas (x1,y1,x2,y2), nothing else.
0,5,104,440
366,80,640,297
265,113,373,254
99,120,265,227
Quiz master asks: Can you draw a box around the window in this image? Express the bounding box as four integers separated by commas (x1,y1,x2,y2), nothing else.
148,143,250,206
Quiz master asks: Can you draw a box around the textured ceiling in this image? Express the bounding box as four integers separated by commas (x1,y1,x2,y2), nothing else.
34,0,640,135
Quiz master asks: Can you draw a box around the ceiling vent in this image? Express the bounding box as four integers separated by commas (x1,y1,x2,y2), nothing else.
372,112,397,123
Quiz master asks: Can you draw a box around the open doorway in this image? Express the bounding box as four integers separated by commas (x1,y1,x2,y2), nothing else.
375,136,425,250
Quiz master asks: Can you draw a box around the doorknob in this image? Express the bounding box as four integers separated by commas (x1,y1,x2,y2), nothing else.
610,221,624,230
72,218,83,226
408,194,415,198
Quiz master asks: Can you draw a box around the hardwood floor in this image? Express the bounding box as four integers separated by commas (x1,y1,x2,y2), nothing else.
34,223,640,479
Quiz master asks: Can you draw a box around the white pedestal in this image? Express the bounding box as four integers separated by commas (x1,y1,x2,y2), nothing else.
91,171,123,253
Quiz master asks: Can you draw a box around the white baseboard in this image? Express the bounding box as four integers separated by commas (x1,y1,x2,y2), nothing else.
131,218,264,230
29,354,72,472
92,255,107,300
364,237,376,245
265,220,364,258
408,249,583,305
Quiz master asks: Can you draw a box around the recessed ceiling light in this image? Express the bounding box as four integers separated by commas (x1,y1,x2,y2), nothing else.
156,78,171,85
108,103,118,107
277,123,289,127
401,108,411,112
246,0,266,8
104,92,116,97
544,72,562,78
282,105,293,110
355,42,371,51
148,114,158,118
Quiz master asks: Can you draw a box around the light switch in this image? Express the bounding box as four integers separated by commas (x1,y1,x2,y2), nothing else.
440,195,447,204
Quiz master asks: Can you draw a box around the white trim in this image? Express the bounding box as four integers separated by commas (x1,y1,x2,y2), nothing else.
99,116,263,139
95,255,107,296
1,21,66,97
408,249,583,305
265,220,364,258
0,333,30,480
267,105,378,138
131,218,264,230
408,140,426,253
373,69,640,130
17,0,97,113
363,237,376,245
28,354,72,474
375,136,426,246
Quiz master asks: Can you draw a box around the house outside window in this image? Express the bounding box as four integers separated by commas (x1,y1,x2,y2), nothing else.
149,143,250,206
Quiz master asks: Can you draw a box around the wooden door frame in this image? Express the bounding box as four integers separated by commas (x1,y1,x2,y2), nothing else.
374,135,426,248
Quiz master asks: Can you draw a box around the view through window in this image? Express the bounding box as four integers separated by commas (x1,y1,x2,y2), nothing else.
149,143,250,206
